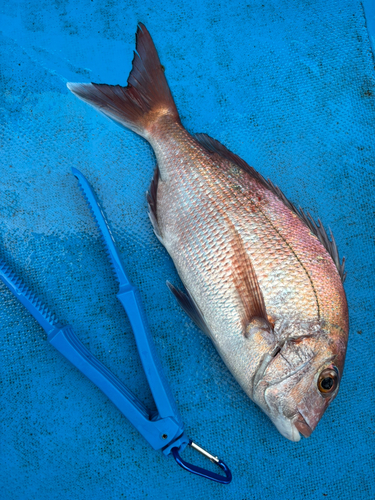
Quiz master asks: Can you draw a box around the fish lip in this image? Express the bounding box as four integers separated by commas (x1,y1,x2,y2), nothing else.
294,412,313,438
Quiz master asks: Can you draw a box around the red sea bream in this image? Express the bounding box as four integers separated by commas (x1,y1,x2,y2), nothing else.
67,24,349,441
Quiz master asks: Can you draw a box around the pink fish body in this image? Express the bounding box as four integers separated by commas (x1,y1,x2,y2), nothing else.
68,24,349,441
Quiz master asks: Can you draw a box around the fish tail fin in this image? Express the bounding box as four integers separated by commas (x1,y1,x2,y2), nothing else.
67,23,180,138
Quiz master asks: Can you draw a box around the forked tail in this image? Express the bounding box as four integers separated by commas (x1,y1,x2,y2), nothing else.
67,23,180,138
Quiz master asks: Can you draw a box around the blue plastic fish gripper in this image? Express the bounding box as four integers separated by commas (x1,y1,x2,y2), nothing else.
0,168,232,485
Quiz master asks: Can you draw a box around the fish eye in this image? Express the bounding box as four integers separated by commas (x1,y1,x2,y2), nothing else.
318,368,338,395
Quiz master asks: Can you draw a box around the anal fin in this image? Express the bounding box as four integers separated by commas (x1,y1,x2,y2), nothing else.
166,281,212,337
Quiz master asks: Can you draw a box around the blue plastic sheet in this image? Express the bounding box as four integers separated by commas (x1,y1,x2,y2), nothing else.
1,1,374,498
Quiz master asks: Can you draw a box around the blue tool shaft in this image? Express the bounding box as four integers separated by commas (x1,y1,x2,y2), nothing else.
72,167,130,289
73,168,183,426
117,287,180,422
0,259,61,334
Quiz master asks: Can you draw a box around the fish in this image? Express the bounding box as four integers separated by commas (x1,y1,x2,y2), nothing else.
67,24,349,442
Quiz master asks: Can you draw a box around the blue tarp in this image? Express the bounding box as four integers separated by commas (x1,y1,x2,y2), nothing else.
1,1,374,499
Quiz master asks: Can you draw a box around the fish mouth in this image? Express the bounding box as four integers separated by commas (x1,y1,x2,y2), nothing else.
270,413,312,441
293,412,313,438
270,415,301,442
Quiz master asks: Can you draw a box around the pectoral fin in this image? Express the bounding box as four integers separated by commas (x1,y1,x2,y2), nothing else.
166,281,212,337
229,225,270,336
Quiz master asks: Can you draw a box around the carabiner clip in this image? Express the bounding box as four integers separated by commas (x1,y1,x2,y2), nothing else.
172,441,232,484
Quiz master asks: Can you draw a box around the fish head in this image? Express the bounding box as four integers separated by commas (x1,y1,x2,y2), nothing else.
252,325,347,442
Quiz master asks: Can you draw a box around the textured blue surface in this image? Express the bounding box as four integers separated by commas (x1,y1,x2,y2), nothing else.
1,1,375,499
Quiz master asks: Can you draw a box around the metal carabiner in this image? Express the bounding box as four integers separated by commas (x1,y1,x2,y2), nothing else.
172,441,232,484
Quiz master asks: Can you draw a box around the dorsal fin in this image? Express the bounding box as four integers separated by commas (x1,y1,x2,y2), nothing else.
195,133,268,188
195,133,346,283
265,179,346,282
